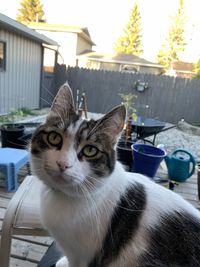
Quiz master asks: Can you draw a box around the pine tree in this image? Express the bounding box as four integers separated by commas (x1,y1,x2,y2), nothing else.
157,0,186,69
16,0,46,23
114,2,143,56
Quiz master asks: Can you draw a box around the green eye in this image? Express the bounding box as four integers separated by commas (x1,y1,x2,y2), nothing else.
82,145,99,158
47,131,62,146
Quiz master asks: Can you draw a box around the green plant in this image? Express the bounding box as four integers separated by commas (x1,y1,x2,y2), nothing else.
12,107,37,116
0,107,37,124
119,93,137,120
119,93,137,144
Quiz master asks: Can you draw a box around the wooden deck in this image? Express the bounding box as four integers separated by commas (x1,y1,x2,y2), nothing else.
157,168,200,210
0,192,53,267
0,167,199,267
0,167,53,267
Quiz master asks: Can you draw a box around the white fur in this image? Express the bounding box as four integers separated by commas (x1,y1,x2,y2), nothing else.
56,256,69,267
30,118,90,196
30,84,200,266
36,161,200,267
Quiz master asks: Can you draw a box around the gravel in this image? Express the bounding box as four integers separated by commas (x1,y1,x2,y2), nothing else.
152,121,200,163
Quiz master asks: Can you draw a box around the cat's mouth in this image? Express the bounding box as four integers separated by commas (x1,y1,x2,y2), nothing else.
45,168,82,185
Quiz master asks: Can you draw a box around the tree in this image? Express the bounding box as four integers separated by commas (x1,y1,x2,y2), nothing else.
156,0,186,69
114,2,143,56
16,0,46,23
193,58,200,79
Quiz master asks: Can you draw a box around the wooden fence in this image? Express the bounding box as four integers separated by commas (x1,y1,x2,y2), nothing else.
40,64,69,108
63,66,200,124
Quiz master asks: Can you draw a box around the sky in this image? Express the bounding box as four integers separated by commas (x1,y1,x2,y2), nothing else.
1,0,200,62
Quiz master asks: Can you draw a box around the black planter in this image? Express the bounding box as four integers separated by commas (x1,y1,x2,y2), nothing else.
117,138,134,172
0,124,26,149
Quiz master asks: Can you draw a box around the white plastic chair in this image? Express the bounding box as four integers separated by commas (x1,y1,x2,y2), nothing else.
0,175,49,267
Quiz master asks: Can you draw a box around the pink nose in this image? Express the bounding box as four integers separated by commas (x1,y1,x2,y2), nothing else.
56,160,72,172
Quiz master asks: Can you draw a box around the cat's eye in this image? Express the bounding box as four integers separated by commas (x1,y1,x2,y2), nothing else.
47,131,62,147
82,145,99,158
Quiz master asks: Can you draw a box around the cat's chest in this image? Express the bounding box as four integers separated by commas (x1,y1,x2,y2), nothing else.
40,185,112,250
40,187,91,226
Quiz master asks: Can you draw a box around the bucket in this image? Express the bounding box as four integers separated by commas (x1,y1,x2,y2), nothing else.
1,124,25,149
131,144,167,178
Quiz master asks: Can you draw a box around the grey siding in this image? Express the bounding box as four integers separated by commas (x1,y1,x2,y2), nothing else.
0,29,41,114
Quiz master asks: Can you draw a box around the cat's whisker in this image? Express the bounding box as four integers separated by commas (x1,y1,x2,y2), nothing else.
79,185,101,244
40,97,52,107
84,179,111,217
83,179,116,245
83,184,105,245
86,175,145,212
32,169,43,173
42,85,56,99
5,141,28,149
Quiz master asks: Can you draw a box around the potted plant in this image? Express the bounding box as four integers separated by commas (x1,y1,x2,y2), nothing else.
0,108,34,149
117,93,137,171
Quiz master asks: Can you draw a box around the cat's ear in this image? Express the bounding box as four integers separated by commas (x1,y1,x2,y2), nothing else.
48,83,76,119
97,105,126,144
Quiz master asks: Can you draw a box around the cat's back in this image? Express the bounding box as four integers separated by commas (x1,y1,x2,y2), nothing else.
110,170,200,267
126,171,200,221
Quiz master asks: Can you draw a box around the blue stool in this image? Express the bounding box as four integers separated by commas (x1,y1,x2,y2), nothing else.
0,148,29,192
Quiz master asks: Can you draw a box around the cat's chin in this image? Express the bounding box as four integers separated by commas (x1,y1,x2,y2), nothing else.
41,173,84,196
61,173,83,186
44,168,81,183
42,170,84,190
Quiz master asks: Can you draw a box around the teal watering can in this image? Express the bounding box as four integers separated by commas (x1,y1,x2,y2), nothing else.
164,149,196,182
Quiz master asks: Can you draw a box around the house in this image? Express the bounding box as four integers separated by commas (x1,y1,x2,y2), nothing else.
76,52,164,75
0,13,58,114
26,22,95,67
167,61,195,79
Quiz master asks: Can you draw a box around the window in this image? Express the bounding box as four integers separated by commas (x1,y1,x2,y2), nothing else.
122,65,138,73
0,41,6,71
43,47,56,73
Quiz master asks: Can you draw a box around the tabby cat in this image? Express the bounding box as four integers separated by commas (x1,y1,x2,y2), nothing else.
30,83,200,267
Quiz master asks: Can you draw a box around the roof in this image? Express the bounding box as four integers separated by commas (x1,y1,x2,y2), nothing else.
172,61,194,73
77,51,164,69
0,13,58,46
26,22,95,46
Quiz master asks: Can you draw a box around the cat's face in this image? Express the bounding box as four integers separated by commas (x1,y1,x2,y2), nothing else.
30,84,125,196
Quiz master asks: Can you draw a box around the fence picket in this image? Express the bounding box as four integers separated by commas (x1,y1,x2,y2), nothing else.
48,66,200,124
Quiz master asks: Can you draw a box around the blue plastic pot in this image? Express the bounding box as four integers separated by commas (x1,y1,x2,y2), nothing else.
131,144,167,178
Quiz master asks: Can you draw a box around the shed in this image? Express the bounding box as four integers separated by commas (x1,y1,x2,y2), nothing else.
0,13,58,114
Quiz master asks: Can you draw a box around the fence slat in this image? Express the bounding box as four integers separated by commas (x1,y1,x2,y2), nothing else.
52,66,200,124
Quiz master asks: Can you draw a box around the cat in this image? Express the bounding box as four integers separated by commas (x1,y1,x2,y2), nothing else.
30,83,200,267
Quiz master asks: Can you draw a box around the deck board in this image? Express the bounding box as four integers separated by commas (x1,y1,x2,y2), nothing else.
0,168,199,266
0,182,53,266
10,257,37,267
11,239,48,262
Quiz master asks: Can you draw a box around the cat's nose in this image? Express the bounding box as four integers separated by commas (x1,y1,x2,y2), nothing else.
56,160,72,172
